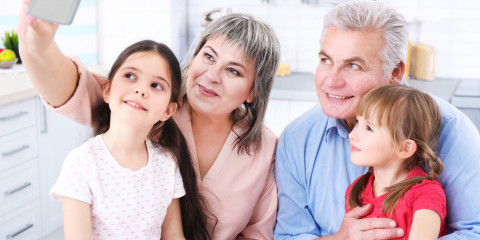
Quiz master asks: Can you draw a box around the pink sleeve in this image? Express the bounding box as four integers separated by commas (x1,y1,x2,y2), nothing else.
42,56,104,128
238,143,277,240
410,180,447,220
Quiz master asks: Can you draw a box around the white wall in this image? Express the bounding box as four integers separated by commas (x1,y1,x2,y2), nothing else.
0,0,97,65
97,0,187,68
187,0,480,80
2,0,479,80
0,0,186,68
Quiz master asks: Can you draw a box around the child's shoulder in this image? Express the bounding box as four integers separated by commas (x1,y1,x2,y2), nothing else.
405,178,446,205
65,135,106,164
409,178,443,193
405,178,447,220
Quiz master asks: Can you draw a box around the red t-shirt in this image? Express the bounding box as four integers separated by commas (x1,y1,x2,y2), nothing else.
345,167,447,240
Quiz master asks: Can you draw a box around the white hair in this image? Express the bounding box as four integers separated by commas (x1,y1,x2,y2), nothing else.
321,0,408,78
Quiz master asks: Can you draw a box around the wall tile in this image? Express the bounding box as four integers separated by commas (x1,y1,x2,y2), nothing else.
189,1,479,79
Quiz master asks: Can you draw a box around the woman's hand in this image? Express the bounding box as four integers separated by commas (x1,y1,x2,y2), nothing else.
18,0,59,56
17,0,79,107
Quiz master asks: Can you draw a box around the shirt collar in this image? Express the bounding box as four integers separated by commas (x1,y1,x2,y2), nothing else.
325,117,351,142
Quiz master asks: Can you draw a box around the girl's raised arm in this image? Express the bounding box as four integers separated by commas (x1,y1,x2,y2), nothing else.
18,0,79,107
408,209,441,240
61,197,92,240
161,199,186,240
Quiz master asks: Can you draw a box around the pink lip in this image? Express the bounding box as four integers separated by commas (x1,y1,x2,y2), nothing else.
350,145,360,152
124,100,147,111
198,84,218,97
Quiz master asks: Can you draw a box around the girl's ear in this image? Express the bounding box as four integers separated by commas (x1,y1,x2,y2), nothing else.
398,139,417,160
102,80,111,103
159,102,178,122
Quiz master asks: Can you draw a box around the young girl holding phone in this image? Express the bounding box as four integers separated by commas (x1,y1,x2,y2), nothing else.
346,84,447,240
50,40,209,239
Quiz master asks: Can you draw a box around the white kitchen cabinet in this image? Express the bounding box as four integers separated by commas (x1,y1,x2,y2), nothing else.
265,99,290,137
0,202,42,240
265,99,317,137
289,100,318,121
0,95,91,239
0,97,41,239
1,71,97,238
266,72,318,136
35,97,92,236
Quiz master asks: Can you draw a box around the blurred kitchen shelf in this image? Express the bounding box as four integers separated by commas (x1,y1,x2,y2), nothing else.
271,72,317,101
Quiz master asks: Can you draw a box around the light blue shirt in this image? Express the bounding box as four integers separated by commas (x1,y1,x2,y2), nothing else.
274,96,480,239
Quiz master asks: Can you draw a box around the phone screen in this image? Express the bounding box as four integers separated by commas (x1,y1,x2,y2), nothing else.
27,0,81,25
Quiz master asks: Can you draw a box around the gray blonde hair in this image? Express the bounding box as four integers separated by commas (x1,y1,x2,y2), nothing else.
182,13,280,154
321,0,408,78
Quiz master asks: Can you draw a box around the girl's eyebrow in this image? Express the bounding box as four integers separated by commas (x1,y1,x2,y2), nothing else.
366,118,380,127
122,66,143,73
122,66,170,87
204,45,247,72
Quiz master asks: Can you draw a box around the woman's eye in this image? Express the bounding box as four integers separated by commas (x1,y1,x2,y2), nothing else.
203,53,215,64
151,83,163,90
226,67,240,77
125,73,136,80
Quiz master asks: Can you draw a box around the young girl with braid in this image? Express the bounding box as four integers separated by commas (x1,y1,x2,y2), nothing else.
346,84,447,240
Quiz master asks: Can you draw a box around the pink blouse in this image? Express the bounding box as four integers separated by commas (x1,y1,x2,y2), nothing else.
44,57,278,239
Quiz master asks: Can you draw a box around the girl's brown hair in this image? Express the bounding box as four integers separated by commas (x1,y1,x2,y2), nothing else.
92,40,213,239
347,84,443,216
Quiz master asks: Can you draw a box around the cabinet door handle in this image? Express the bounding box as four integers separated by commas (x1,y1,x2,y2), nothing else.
4,182,32,196
6,223,34,239
39,99,48,134
0,111,28,121
2,145,30,157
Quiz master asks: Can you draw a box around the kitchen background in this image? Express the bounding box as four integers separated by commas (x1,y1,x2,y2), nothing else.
0,1,479,239
1,0,480,79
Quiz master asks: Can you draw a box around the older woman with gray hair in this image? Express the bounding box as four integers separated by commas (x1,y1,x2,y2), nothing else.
18,0,280,238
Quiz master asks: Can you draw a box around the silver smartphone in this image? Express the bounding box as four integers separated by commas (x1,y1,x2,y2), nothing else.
27,0,81,25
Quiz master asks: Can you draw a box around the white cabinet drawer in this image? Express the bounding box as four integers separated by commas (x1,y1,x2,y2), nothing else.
0,128,38,172
0,160,39,216
0,98,36,137
0,202,41,240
